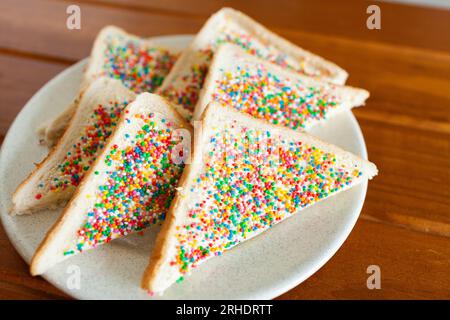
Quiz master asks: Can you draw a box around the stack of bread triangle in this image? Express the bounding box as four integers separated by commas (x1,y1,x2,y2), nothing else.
12,7,378,296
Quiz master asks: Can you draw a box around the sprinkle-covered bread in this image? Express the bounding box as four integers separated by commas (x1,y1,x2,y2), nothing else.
142,102,377,294
12,77,136,214
158,7,348,118
195,43,369,129
84,26,177,93
41,26,178,146
30,93,192,275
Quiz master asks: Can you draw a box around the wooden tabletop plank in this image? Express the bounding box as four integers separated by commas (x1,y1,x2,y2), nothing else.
278,218,450,299
3,0,450,64
358,129,450,237
0,0,203,62
87,0,450,52
0,54,69,135
0,225,69,299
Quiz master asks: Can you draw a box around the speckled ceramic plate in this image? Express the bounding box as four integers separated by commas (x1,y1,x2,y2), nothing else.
0,35,369,300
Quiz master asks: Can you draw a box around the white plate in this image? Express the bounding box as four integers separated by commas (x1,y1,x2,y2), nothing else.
0,35,369,300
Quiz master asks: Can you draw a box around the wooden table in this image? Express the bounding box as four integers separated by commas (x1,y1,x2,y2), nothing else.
1,0,449,299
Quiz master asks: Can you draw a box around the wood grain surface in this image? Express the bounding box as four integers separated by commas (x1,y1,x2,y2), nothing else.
0,0,449,299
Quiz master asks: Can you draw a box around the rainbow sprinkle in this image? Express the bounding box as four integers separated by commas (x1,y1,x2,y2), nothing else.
170,123,362,275
39,100,129,196
160,54,210,113
212,28,305,73
100,33,177,93
35,34,178,200
64,112,185,254
211,64,339,130
161,25,319,113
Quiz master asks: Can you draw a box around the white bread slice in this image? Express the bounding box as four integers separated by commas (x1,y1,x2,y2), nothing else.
41,25,178,147
83,25,177,93
31,93,192,276
141,102,377,294
194,43,369,129
12,77,136,215
158,7,348,117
